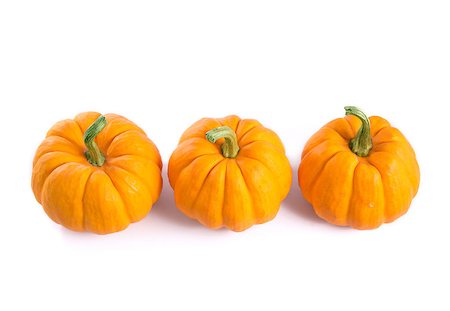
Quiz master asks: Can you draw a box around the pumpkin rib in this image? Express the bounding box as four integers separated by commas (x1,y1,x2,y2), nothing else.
343,158,357,226
33,151,87,177
101,128,142,151
173,154,224,217
234,159,255,223
32,152,88,203
107,155,162,204
365,151,413,222
371,151,419,205
80,169,95,231
43,135,76,146
301,139,345,164
237,150,279,181
170,152,221,187
366,160,386,223
236,154,281,196
346,162,360,227
33,150,86,168
299,144,349,204
370,143,420,195
106,129,153,156
372,124,391,138
173,137,221,157
239,139,286,155
236,157,279,225
347,163,385,229
102,171,132,224
311,150,350,216
318,125,348,146
111,154,162,170
188,158,226,220
97,115,146,151
372,127,405,144
236,121,260,143
238,127,286,153
240,140,285,165
41,163,94,230
309,151,357,225
104,163,154,207
372,140,417,158
34,151,86,164
73,112,102,134
222,160,255,230
368,150,416,193
36,159,87,201
46,119,85,149
191,160,227,228
372,135,406,149
300,143,347,182
216,115,240,132
323,126,352,144
236,118,259,134
82,170,130,233
371,140,405,151
323,118,355,141
104,114,146,136
369,116,391,138
107,128,145,141
34,135,83,163
40,162,77,224
310,150,348,192
301,128,346,158
221,163,228,226
237,125,264,144
178,136,220,149
371,141,419,180
74,117,87,140
33,150,80,167
179,119,222,143
238,140,292,200
237,157,283,225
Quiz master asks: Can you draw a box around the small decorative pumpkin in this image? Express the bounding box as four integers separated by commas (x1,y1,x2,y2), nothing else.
168,115,292,231
298,106,420,229
32,112,162,234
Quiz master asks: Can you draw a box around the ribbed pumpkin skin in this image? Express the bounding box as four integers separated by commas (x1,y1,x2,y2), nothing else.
168,115,292,232
298,115,420,229
32,112,162,234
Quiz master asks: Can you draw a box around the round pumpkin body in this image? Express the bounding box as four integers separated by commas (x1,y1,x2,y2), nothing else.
298,107,420,229
168,115,292,232
32,112,162,234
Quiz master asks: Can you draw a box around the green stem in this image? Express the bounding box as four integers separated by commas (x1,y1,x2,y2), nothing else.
206,126,240,158
344,106,373,157
83,115,107,166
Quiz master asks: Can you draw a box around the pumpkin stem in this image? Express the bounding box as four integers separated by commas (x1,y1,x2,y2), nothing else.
344,106,373,157
83,115,107,166
206,126,240,158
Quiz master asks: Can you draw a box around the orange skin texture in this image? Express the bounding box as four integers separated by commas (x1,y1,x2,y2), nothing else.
168,115,292,232
32,112,163,234
298,115,420,229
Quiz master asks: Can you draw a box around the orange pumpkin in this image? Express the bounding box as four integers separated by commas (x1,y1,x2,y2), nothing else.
168,115,292,231
32,112,162,234
298,106,420,229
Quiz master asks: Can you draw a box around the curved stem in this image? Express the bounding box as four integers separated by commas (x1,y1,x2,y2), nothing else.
344,106,373,157
206,126,240,158
83,115,107,166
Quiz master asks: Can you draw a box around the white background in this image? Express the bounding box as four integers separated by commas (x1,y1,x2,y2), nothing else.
1,1,449,310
